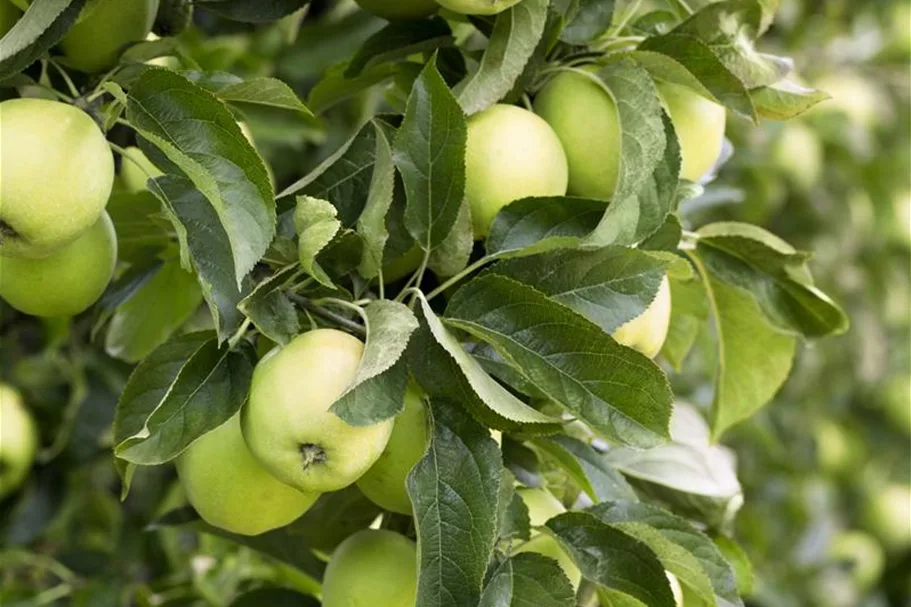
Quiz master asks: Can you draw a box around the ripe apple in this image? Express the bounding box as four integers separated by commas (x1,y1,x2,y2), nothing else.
513,487,582,589
0,0,20,37
655,81,727,182
322,530,418,607
829,531,885,590
0,98,114,258
0,212,117,317
863,484,911,552
434,0,522,15
176,414,318,536
242,329,394,493
59,0,160,73
611,276,671,358
465,104,568,238
356,383,429,514
0,383,37,499
354,0,438,20
534,70,621,199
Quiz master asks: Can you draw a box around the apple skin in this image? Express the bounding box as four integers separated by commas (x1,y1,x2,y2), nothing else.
60,0,160,73
513,487,582,589
435,0,522,15
355,0,438,20
863,484,911,552
176,414,318,536
0,98,114,258
0,212,117,317
243,329,394,494
517,486,565,527
655,81,727,182
0,0,20,37
465,104,568,238
0,384,37,499
514,534,582,589
322,530,417,607
611,275,671,358
534,70,621,199
356,383,429,514
120,146,163,193
772,120,823,191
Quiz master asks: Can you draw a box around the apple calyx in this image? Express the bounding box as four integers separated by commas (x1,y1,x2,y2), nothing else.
300,443,328,469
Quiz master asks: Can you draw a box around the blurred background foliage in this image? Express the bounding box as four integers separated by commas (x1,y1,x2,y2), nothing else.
0,0,908,605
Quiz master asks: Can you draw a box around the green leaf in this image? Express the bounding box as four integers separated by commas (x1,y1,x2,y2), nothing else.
408,294,563,433
750,80,831,120
695,222,849,338
456,0,549,115
546,512,675,606
394,57,467,250
347,17,454,78
105,258,203,363
230,589,319,607
693,264,797,438
589,501,743,606
635,39,755,119
213,77,314,118
294,196,341,288
308,62,399,114
331,300,419,426
486,196,605,257
0,0,85,80
113,333,255,466
287,485,383,554
712,535,754,597
671,0,790,88
479,553,576,607
149,175,250,338
105,191,172,264
488,246,671,333
127,68,275,284
560,0,615,44
428,198,473,277
357,122,397,280
237,266,300,345
661,277,708,371
534,435,638,503
193,0,310,22
445,275,673,448
280,119,381,226
409,399,503,607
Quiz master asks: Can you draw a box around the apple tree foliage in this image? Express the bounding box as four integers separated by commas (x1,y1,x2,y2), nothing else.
0,0,871,605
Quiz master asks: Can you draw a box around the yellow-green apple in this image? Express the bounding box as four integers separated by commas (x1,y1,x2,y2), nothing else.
655,81,727,182
612,275,671,358
322,530,418,607
0,383,37,499
60,0,160,73
355,0,438,20
435,0,522,15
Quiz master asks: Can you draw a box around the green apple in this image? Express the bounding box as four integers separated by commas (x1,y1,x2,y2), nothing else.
355,0,438,20
435,0,522,15
465,104,568,238
356,383,429,514
534,70,621,199
815,419,862,474
829,531,885,590
0,0,21,37
612,275,671,358
243,329,394,493
0,383,37,499
0,98,114,258
322,530,417,607
120,146,163,193
655,81,727,182
59,0,159,73
517,486,565,527
813,73,883,128
0,212,117,317
772,120,823,191
878,374,911,435
863,484,911,552
176,414,317,536
383,244,424,283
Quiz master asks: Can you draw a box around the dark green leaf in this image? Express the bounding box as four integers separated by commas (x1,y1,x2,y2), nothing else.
194,0,309,22
485,196,605,257
294,196,341,288
237,266,300,345
534,435,638,503
560,0,614,44
479,553,576,607
347,17,454,77
0,0,85,80
357,123,397,279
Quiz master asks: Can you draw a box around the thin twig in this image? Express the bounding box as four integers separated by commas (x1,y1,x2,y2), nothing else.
288,294,366,337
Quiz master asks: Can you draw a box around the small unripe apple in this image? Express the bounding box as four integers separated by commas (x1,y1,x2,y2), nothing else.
829,531,885,590
176,414,318,536
354,0,438,20
655,81,727,182
0,98,114,258
243,329,394,493
863,484,911,552
772,120,823,191
0,212,117,317
0,383,37,499
356,383,429,514
465,104,568,238
534,70,621,199
60,0,160,73
813,73,884,128
322,530,418,607
434,0,522,15
0,0,20,37
611,276,671,358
